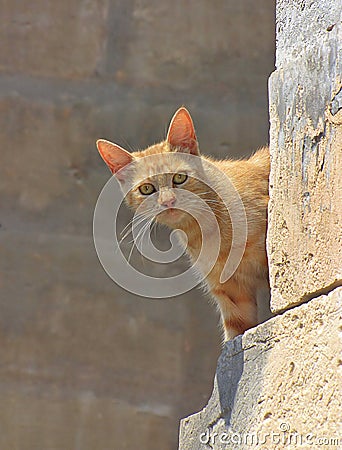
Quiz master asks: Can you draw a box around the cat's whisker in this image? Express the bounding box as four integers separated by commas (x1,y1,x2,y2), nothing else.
190,198,225,211
120,208,156,236
124,214,156,246
127,216,155,263
197,196,224,205
125,209,155,246
120,135,136,153
185,205,223,221
152,220,158,241
120,218,143,242
127,217,152,245
136,219,154,246
127,223,149,262
185,201,221,213
196,190,216,196
119,209,158,243
120,217,149,244
120,212,148,240
202,200,225,207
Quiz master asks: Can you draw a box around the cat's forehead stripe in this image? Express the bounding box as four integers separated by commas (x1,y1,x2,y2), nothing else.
132,142,190,180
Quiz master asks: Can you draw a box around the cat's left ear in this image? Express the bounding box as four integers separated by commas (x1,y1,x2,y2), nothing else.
166,107,200,155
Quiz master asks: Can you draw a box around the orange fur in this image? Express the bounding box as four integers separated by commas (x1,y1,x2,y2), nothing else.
97,108,270,341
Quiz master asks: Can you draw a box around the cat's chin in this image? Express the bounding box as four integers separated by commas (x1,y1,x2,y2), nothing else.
156,208,185,226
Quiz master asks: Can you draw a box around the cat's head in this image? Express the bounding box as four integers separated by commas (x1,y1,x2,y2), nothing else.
96,107,210,227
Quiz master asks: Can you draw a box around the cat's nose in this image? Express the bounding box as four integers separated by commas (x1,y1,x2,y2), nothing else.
158,190,176,208
162,198,176,208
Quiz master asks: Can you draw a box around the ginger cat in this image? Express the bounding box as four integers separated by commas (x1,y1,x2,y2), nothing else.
96,107,270,341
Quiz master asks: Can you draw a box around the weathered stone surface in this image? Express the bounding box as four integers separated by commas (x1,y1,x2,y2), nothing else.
179,2,342,448
179,287,342,450
268,0,342,312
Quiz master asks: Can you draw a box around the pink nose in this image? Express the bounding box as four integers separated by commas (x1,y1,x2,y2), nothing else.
161,197,176,208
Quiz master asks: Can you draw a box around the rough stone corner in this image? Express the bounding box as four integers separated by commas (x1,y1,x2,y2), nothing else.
178,1,342,448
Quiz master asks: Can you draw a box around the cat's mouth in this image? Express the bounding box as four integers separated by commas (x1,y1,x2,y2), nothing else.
157,207,183,223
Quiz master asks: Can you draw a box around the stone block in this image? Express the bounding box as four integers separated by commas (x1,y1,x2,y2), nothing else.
179,287,342,449
268,0,342,312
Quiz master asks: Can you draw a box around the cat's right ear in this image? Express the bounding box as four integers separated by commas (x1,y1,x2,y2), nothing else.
96,139,133,179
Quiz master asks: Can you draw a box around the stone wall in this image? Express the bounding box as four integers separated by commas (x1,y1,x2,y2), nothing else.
179,1,342,448
268,0,342,311
0,2,275,449
179,289,341,449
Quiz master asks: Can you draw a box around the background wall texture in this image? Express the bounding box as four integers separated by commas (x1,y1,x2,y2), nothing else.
0,1,275,449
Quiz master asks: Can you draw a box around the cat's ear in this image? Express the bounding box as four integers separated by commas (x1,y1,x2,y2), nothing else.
166,107,199,155
96,139,133,178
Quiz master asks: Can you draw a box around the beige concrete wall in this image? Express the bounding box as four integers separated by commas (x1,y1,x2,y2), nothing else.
0,1,275,449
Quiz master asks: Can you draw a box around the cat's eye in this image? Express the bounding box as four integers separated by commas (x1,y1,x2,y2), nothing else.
139,183,156,195
173,173,188,185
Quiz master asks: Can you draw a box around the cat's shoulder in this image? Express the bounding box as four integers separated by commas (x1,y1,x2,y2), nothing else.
248,146,270,167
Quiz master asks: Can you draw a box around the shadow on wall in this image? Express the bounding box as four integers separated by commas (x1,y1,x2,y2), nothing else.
217,337,244,427
217,287,272,426
178,324,270,449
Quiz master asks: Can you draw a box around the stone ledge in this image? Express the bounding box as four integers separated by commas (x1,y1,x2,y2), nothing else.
178,287,342,450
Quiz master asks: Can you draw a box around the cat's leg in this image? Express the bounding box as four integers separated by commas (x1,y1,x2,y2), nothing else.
213,287,258,341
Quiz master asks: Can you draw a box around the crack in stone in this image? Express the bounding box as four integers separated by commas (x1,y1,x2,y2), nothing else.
302,280,342,302
330,87,342,115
